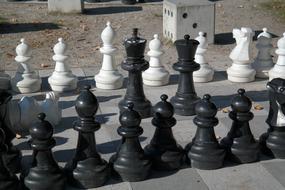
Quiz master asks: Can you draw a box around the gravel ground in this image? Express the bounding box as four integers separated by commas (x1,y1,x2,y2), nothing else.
0,0,284,72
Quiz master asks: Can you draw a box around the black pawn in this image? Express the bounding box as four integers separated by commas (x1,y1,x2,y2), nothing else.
220,89,259,163
65,85,109,188
24,113,66,190
118,28,152,118
187,94,225,170
111,103,151,181
0,128,19,190
170,35,201,116
260,78,285,158
0,89,21,173
144,94,184,170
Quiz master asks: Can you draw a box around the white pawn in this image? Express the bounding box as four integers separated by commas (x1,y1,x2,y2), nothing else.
252,28,274,78
193,32,214,83
95,21,123,89
48,38,78,92
11,38,42,93
227,27,256,83
142,34,169,86
269,33,285,80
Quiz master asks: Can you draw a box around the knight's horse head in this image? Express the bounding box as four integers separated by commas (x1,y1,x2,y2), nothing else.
266,78,285,127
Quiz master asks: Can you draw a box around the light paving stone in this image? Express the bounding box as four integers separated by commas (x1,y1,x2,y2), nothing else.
262,160,285,187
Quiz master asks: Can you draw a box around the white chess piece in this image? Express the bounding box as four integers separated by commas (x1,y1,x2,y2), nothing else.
48,38,78,92
40,92,61,126
269,33,285,80
252,28,274,78
193,31,214,83
227,27,256,82
95,21,123,89
6,92,62,135
142,34,169,86
11,38,42,93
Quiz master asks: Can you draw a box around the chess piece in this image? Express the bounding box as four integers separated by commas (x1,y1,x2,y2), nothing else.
193,32,214,83
142,34,169,86
227,27,256,82
144,94,184,170
252,28,274,78
269,33,285,80
24,113,66,190
0,128,20,190
170,35,201,116
0,62,10,90
65,85,109,188
220,89,259,163
111,103,151,181
48,38,78,92
11,38,42,93
0,90,21,174
6,92,61,136
95,21,123,90
118,28,152,118
259,78,285,158
187,94,225,170
121,0,136,4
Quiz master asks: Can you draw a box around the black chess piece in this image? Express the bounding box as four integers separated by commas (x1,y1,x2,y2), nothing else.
65,85,109,188
111,102,151,181
121,0,136,4
260,78,285,158
118,28,152,119
24,113,66,190
0,128,20,190
187,94,225,170
144,94,184,170
170,35,201,116
0,90,21,174
220,89,259,163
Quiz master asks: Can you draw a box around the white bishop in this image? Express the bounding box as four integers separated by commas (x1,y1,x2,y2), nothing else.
193,31,214,83
11,38,42,93
95,21,123,90
269,33,285,80
252,28,274,78
142,34,169,86
48,38,78,92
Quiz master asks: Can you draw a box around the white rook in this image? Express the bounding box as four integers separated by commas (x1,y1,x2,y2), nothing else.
48,0,84,14
163,0,215,43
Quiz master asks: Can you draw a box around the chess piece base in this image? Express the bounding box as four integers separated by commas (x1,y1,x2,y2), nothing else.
227,64,256,83
253,60,273,79
170,95,200,116
268,65,285,81
11,72,41,93
266,128,285,158
193,65,214,83
142,68,169,86
48,72,77,92
95,70,123,90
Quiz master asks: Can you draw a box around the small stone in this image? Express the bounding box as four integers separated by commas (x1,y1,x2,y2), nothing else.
254,104,264,110
222,108,230,113
238,5,244,8
16,134,22,139
41,63,50,68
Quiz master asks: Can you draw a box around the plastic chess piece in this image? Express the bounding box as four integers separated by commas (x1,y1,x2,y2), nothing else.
111,102,151,181
187,94,225,170
227,27,256,82
24,113,66,190
252,28,274,78
144,94,184,170
193,31,214,83
269,33,285,80
0,90,21,174
11,38,42,93
65,85,109,188
220,89,259,163
118,28,152,118
95,21,123,90
0,128,20,190
142,34,169,86
259,78,285,158
0,62,10,90
48,38,78,92
170,35,201,116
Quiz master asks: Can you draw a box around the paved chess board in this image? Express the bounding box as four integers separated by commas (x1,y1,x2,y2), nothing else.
9,65,285,190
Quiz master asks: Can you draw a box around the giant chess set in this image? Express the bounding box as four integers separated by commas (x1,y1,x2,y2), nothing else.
1,21,285,190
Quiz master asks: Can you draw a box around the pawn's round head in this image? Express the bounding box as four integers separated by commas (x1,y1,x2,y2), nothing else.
195,94,217,118
277,33,285,49
231,88,252,113
119,102,141,127
16,38,31,57
149,34,162,51
53,38,67,55
75,85,99,118
30,113,54,141
153,94,174,118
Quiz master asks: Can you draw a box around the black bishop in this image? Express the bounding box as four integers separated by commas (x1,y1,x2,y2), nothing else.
144,94,184,170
